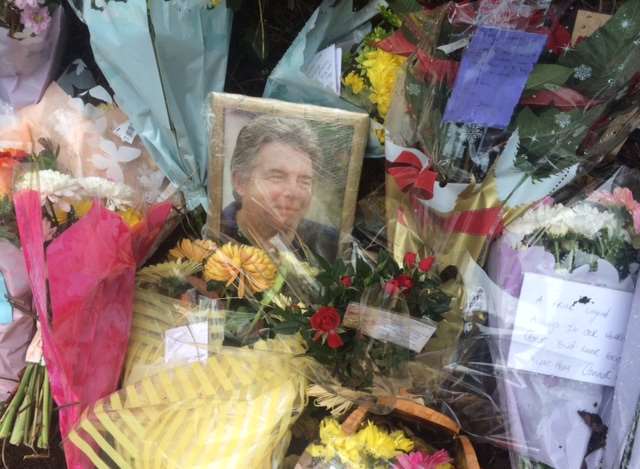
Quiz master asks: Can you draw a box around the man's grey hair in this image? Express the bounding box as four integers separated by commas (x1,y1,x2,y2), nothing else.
230,116,322,200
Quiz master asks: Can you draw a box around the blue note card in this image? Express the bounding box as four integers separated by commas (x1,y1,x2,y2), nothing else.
443,26,547,129
0,275,11,324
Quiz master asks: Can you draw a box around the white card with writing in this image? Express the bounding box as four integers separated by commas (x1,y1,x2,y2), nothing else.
303,44,341,95
164,321,208,365
344,303,437,353
508,272,632,386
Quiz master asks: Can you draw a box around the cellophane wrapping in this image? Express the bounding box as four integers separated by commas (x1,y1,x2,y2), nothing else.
457,167,640,469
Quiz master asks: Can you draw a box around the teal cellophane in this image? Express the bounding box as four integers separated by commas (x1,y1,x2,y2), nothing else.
263,0,385,157
66,0,233,209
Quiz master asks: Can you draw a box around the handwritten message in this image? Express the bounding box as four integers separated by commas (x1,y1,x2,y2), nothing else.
508,273,632,386
303,44,342,95
344,303,437,352
443,26,547,129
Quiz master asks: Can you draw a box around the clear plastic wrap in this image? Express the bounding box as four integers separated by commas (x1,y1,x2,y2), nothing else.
11,157,172,467
457,168,640,469
0,4,65,109
66,269,310,468
384,0,640,267
67,0,233,209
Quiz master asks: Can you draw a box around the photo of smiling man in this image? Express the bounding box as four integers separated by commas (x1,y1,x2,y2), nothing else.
221,115,340,261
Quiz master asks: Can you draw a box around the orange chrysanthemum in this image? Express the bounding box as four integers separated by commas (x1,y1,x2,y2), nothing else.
169,239,217,263
204,243,277,298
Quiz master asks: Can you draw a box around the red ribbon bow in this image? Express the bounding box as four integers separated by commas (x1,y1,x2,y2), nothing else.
387,150,438,200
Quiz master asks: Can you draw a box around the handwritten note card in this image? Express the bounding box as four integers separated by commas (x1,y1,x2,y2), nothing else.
164,322,208,365
508,273,632,386
303,44,342,95
344,303,437,353
443,27,547,129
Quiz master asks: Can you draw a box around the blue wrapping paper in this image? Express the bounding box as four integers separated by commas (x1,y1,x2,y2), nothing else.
67,0,233,209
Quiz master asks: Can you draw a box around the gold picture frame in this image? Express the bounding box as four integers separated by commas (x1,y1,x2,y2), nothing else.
206,92,369,260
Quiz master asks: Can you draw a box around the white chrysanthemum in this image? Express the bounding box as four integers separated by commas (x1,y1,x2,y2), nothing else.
508,202,629,243
15,170,80,211
77,177,134,209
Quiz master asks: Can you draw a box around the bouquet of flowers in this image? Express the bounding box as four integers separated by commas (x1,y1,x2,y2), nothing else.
384,0,640,266
297,417,455,469
470,172,640,469
0,0,64,107
264,0,400,157
11,155,171,468
67,0,233,208
64,247,310,468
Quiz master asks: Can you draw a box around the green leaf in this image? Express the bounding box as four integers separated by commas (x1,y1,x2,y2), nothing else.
525,64,573,90
387,0,422,15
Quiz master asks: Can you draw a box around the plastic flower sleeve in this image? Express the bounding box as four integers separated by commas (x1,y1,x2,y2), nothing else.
384,0,640,267
456,168,640,469
66,279,310,468
66,0,233,209
12,163,171,468
0,6,65,109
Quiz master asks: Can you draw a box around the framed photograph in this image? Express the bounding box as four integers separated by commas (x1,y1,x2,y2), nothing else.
207,93,369,262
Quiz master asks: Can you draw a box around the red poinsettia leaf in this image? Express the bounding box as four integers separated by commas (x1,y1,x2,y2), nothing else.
416,50,459,87
376,30,417,57
521,87,597,111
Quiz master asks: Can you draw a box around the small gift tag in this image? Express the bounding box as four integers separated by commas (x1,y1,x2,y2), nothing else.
113,120,138,144
164,321,208,364
344,303,437,353
571,10,612,46
303,44,342,94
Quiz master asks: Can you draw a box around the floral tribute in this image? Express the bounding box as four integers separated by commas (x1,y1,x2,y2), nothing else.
0,0,59,36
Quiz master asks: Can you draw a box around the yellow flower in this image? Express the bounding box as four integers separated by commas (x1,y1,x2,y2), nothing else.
211,0,220,5
119,207,143,228
356,421,413,460
361,49,406,118
203,243,277,298
343,71,367,95
169,239,217,263
53,199,93,225
374,127,385,145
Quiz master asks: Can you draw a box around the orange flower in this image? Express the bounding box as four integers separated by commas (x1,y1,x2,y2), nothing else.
0,149,29,197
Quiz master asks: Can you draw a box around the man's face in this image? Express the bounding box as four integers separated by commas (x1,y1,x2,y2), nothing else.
234,141,314,232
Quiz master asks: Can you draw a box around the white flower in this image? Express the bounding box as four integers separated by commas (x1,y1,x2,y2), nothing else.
91,138,141,183
77,177,134,209
15,170,79,211
574,64,592,81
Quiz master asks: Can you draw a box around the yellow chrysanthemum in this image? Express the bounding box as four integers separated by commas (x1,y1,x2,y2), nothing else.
343,71,367,95
203,243,277,298
53,199,93,225
361,49,406,118
119,207,143,228
356,421,413,460
374,127,386,145
169,239,217,263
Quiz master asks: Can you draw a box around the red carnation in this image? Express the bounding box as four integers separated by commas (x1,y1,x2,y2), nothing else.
310,307,343,349
403,252,417,269
384,279,401,297
396,275,414,291
340,275,353,288
419,256,435,273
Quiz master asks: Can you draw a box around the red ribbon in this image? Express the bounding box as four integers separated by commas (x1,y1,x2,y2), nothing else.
411,197,503,237
387,151,438,200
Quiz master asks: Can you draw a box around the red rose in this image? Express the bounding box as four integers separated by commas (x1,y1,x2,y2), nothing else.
311,307,343,349
340,275,353,287
396,274,414,291
384,279,400,296
419,256,435,273
403,252,417,269
326,331,344,349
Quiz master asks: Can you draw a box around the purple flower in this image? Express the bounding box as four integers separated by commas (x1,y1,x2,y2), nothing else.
20,5,51,35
